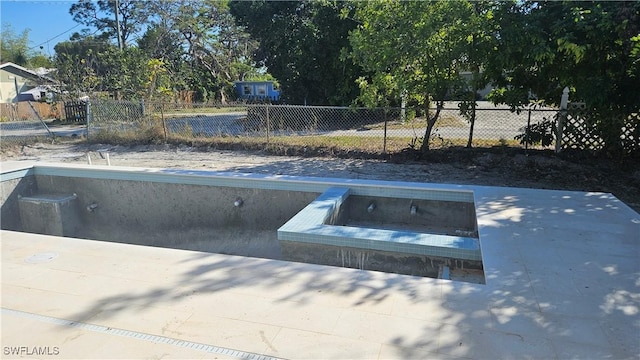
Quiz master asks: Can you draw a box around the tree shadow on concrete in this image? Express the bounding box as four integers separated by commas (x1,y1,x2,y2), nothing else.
54,183,639,358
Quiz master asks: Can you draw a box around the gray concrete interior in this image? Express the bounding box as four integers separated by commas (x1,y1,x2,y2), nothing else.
0,176,37,231
336,195,478,236
19,193,80,237
1,173,483,281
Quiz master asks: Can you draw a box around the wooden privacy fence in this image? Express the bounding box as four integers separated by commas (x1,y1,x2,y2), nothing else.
0,101,63,122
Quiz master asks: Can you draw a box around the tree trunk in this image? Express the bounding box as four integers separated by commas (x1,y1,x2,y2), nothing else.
466,99,476,148
219,89,227,105
420,100,443,153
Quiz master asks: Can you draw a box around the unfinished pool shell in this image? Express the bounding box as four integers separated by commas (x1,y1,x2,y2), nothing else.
1,162,484,282
1,161,639,359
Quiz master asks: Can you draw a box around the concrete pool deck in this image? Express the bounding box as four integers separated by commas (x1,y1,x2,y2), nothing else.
1,162,639,359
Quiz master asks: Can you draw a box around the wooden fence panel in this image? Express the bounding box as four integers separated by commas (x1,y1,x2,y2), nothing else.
63,101,87,123
0,101,62,122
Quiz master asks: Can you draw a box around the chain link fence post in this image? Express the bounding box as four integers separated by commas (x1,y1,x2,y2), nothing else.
383,109,388,154
86,100,91,141
159,102,167,143
556,87,569,153
265,104,270,144
525,107,532,153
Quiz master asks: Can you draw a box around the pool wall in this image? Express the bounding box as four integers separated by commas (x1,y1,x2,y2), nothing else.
0,174,37,231
278,187,481,262
34,175,317,234
337,195,477,235
1,163,485,281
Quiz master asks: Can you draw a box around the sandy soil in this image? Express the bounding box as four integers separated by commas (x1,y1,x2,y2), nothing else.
2,141,639,213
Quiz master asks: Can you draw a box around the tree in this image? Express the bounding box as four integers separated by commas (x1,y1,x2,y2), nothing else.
69,0,148,47
54,37,107,98
98,46,150,99
144,58,173,100
54,53,100,99
137,23,189,95
29,55,54,69
349,1,476,151
53,36,111,66
349,1,639,154
230,1,365,105
54,36,152,99
485,1,640,153
457,1,497,148
144,0,258,103
1,24,32,66
1,23,55,69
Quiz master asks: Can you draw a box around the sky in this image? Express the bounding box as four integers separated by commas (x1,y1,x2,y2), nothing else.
1,0,83,58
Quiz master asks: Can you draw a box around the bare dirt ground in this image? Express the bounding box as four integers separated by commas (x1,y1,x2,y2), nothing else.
2,140,639,213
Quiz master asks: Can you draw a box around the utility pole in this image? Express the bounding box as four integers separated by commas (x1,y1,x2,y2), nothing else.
115,0,123,50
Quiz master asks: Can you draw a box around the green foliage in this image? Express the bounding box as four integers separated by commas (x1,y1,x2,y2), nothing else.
1,23,31,65
145,58,173,100
69,0,148,47
142,0,258,103
54,52,100,99
58,0,258,103
348,1,482,151
349,0,639,154
230,1,364,105
515,118,556,148
137,23,189,94
54,39,150,99
484,1,640,153
51,0,637,155
0,23,52,67
53,36,111,99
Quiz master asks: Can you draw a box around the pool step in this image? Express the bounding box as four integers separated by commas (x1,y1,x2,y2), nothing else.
18,193,80,237
278,187,481,262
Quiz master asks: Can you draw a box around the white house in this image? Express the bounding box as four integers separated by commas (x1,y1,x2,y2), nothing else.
0,62,56,103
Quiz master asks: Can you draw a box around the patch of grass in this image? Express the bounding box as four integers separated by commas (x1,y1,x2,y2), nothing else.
162,107,247,117
365,114,467,131
101,127,524,157
88,117,166,145
161,134,514,156
85,113,522,158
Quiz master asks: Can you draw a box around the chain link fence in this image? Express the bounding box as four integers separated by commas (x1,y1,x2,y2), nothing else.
0,102,57,146
85,100,563,154
8,98,630,155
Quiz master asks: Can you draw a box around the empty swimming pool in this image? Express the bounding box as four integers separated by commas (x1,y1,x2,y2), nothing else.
1,163,485,283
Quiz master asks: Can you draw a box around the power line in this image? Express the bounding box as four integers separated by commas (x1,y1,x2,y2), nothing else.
28,23,82,50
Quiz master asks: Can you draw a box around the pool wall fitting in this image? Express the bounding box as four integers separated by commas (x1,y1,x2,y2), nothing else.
1,165,320,241
278,187,481,262
34,175,315,232
1,163,484,281
336,195,477,236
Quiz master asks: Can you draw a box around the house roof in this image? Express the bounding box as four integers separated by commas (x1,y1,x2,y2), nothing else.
0,62,56,84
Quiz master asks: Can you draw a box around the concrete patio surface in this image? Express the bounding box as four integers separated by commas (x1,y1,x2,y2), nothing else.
1,165,639,359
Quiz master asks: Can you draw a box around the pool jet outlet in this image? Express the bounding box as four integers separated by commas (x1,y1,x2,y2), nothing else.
367,202,376,213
